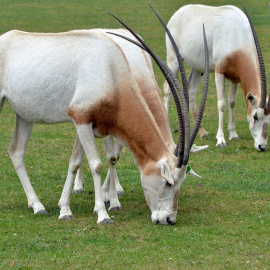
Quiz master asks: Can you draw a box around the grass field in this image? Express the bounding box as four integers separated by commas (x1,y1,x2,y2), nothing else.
0,0,270,269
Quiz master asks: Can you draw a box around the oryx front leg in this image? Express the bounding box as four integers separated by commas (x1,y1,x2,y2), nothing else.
102,136,121,211
8,115,48,215
228,82,240,140
215,72,227,147
188,69,209,138
76,124,113,224
58,137,84,220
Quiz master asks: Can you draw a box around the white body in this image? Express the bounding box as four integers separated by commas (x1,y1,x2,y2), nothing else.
164,4,269,150
0,28,186,225
73,29,166,210
72,29,208,208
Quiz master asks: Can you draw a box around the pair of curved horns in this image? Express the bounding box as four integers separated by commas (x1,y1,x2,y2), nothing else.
107,4,209,167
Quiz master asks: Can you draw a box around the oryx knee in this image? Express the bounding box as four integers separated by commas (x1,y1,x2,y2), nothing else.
69,161,81,174
228,99,236,109
106,153,118,166
91,160,103,174
69,153,83,173
218,100,226,112
8,145,24,168
8,145,17,157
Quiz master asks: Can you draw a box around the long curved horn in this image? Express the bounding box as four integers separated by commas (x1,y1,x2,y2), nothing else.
107,7,209,167
242,2,267,109
106,11,187,168
148,3,189,106
147,5,208,165
146,4,190,166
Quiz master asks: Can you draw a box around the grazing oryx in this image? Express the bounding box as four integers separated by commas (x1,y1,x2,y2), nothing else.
0,6,209,224
72,28,163,210
72,29,209,207
163,4,270,150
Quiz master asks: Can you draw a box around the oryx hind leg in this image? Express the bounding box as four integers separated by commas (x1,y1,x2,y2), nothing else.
114,139,124,196
8,114,48,215
102,139,124,200
228,82,240,140
58,136,84,220
102,135,122,211
188,69,209,138
72,138,124,197
73,161,84,194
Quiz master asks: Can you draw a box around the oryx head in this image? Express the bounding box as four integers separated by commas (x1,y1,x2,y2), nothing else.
247,94,270,151
140,156,186,225
108,4,209,225
243,4,270,151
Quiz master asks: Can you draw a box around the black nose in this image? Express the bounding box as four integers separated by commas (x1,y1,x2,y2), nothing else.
259,145,266,152
166,217,174,225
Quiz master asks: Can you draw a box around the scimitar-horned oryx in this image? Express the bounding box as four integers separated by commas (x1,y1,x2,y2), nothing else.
163,4,270,150
72,28,208,209
0,6,208,224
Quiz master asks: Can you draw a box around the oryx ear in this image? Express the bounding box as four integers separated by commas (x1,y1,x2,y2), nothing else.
190,144,209,153
159,161,174,186
247,92,257,107
186,165,201,178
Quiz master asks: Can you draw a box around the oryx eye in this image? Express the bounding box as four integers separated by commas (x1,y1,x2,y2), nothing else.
166,181,172,187
253,113,258,121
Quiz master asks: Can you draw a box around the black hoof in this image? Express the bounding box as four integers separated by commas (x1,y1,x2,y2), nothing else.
100,218,114,224
60,215,75,220
109,206,122,211
73,189,83,194
202,134,210,138
231,137,241,141
216,143,226,148
37,210,50,216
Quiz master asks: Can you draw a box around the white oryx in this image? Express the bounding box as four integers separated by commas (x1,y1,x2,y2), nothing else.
72,28,165,211
163,4,270,150
72,28,209,207
0,7,209,224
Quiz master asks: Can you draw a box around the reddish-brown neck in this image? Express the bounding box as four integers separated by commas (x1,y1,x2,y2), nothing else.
68,83,171,171
215,49,261,112
135,74,175,150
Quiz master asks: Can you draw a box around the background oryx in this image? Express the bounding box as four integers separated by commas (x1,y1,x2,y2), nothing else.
163,4,270,151
0,6,209,225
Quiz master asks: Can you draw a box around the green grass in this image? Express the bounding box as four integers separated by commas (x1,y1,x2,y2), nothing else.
0,0,270,269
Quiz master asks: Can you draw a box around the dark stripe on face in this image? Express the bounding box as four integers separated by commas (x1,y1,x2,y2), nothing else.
262,123,269,139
